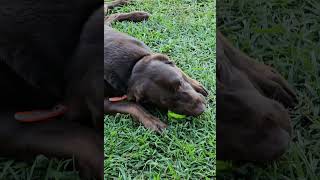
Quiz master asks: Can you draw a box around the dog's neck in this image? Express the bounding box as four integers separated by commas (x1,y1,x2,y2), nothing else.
106,54,151,96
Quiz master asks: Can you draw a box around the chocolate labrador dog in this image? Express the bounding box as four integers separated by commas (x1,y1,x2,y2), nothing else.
104,0,208,133
217,31,297,161
0,1,103,179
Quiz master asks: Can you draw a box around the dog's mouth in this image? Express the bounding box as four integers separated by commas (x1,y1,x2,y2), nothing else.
188,103,206,116
192,103,206,116
170,102,206,117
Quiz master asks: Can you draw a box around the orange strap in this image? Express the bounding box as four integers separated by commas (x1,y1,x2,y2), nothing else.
15,95,127,122
108,95,128,102
15,104,68,123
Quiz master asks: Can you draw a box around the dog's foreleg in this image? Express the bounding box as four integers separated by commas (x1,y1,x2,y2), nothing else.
104,99,167,133
105,11,150,26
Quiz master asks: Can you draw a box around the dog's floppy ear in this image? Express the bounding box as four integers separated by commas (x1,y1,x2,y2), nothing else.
127,55,153,102
139,54,174,66
148,54,174,65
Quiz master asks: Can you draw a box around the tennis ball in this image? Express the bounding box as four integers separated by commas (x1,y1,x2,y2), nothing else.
167,110,186,119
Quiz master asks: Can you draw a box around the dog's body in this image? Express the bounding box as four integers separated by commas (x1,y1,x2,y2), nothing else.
0,1,104,179
104,1,208,132
104,26,150,97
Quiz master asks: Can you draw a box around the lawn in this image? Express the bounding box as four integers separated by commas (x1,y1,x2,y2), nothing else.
217,0,320,179
0,156,79,179
105,0,216,179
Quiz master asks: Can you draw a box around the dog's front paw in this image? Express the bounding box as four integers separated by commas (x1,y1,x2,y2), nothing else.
142,115,167,133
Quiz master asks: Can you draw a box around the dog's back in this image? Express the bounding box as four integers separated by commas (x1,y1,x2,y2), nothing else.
104,26,150,96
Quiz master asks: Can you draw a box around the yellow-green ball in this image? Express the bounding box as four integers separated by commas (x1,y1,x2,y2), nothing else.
167,110,186,119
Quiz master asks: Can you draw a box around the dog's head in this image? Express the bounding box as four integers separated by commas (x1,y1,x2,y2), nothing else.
127,54,206,116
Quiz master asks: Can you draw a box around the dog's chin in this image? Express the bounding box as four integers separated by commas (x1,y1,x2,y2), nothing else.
191,103,206,116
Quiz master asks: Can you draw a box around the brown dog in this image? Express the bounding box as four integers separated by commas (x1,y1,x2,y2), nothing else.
217,31,297,161
104,0,208,133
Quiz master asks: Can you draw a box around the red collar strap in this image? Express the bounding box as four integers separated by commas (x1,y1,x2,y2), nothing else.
108,95,128,102
15,94,128,123
15,104,68,123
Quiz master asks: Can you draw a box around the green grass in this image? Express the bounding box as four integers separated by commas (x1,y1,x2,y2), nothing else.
217,0,320,179
0,156,80,180
105,0,216,179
